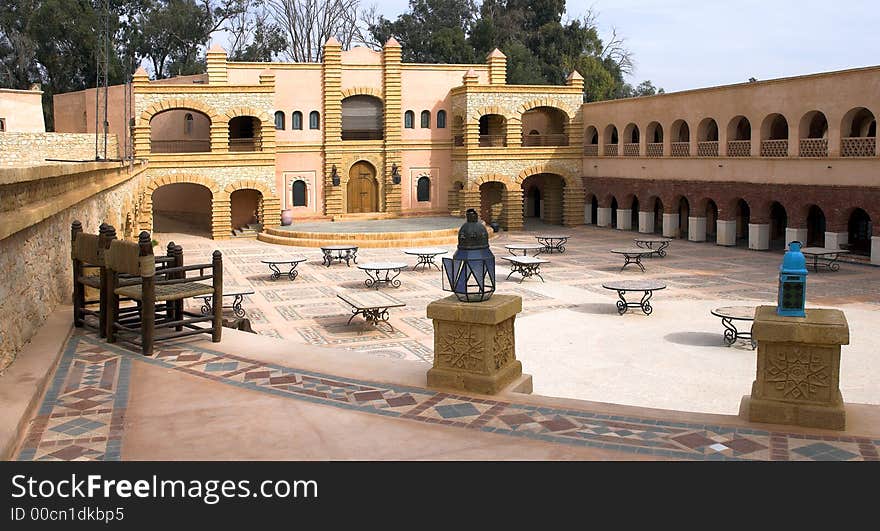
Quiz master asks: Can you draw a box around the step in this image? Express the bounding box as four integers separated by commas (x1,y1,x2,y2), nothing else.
264,226,459,242
257,232,463,248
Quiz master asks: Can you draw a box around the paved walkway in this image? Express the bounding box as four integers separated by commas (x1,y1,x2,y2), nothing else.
16,330,880,461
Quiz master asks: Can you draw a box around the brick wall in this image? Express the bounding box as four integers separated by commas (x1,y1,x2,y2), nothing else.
0,133,119,165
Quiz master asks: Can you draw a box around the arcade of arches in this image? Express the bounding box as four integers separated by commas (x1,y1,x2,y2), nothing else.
582,177,878,256
470,173,583,230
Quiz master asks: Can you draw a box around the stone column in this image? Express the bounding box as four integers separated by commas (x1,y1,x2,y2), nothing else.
427,294,531,395
688,216,707,242
501,188,523,231
322,38,344,216
616,209,632,230
638,211,654,233
562,187,585,227
662,213,679,238
824,231,847,250
383,38,403,214
717,219,737,246
740,306,850,430
206,44,228,85
748,223,770,250
786,227,807,246
583,206,592,225
596,207,612,227
872,236,880,265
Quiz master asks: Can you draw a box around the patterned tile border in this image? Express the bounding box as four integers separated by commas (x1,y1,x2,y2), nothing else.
17,332,880,462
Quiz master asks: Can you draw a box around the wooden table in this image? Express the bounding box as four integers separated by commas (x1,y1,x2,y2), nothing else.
501,255,549,282
800,247,849,272
337,290,406,330
535,234,570,254
358,262,407,289
195,287,255,318
710,306,756,348
402,247,447,271
601,280,666,315
504,243,545,256
321,245,358,267
610,248,655,272
260,256,307,280
634,237,672,257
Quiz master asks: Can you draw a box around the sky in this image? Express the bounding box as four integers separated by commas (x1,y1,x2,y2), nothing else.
369,0,880,92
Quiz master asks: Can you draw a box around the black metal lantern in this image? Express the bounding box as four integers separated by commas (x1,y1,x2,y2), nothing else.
442,208,496,302
330,164,340,186
391,163,401,185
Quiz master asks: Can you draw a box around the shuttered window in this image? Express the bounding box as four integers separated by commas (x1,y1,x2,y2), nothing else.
342,96,383,140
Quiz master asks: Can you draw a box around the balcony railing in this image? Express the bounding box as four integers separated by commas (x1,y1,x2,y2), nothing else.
228,138,262,152
604,144,618,156
760,139,788,157
583,144,599,157
522,134,569,147
799,138,828,157
697,141,718,157
671,142,690,157
623,143,639,156
478,134,507,147
841,136,876,157
727,140,751,157
647,143,663,157
150,139,211,153
342,130,383,141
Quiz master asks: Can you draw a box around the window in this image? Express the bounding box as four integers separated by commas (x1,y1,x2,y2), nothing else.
309,111,320,130
437,110,446,129
184,113,193,135
420,110,430,128
274,111,285,130
292,111,302,130
404,110,414,129
416,176,430,202
292,180,307,207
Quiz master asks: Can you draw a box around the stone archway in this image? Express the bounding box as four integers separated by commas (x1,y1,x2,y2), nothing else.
520,173,565,225
224,180,282,231
515,165,584,227
140,174,223,238
347,161,379,213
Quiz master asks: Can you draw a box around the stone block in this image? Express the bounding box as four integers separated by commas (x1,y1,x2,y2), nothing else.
638,211,654,234
688,216,707,242
616,209,632,230
662,213,678,238
717,219,737,246
748,223,770,250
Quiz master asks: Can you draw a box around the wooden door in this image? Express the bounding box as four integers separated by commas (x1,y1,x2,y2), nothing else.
347,162,377,213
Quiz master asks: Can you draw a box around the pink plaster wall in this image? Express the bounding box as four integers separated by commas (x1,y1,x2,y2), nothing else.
53,84,130,157
401,69,480,142
1,89,46,132
276,151,325,218
401,149,452,212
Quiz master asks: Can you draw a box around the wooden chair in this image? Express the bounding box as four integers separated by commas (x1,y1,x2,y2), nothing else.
71,221,113,336
105,231,222,355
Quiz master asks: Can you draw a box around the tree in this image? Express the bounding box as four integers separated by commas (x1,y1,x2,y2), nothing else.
369,0,477,63
269,0,375,62
224,0,288,61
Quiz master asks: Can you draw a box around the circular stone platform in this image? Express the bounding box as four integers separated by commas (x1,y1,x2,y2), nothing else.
258,216,475,248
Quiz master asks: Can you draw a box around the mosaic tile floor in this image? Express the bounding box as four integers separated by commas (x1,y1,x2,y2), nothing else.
153,223,880,363
17,332,880,461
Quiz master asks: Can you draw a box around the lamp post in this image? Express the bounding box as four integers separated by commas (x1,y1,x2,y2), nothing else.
777,240,807,317
441,208,495,302
330,164,340,186
391,163,401,185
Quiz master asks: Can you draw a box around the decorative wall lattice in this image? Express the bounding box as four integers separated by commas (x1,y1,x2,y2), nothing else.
623,143,639,157
697,141,718,157
583,144,598,157
798,138,828,157
727,140,751,157
841,137,876,157
604,144,618,156
646,143,663,157
761,139,788,157
671,142,690,157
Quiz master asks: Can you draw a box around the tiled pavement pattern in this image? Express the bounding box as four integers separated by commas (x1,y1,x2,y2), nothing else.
18,332,880,461
158,223,880,362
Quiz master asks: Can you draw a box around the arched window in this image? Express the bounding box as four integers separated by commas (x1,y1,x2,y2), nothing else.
421,110,431,128
184,113,193,135
416,176,430,202
274,111,285,130
404,110,414,129
437,110,447,128
292,111,302,130
292,180,307,207
309,111,320,130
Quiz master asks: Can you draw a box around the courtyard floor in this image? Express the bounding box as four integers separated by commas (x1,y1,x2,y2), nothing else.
9,222,880,461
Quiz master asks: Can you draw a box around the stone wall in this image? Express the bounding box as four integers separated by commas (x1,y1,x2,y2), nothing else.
0,133,119,166
0,161,147,372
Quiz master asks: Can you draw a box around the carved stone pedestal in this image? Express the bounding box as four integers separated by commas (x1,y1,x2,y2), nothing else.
426,294,530,395
740,306,850,430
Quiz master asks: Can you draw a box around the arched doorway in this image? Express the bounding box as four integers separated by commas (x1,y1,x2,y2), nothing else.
631,197,640,231
806,205,826,247
231,189,262,231
736,199,750,245
228,116,262,151
653,198,664,234
347,161,378,213
151,183,212,236
479,181,505,227
769,201,788,250
590,196,598,225
521,107,568,146
848,208,872,256
678,197,690,239
150,109,211,153
610,197,618,229
705,199,718,241
520,173,564,225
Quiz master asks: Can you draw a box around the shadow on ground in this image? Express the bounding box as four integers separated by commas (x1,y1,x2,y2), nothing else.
664,331,728,347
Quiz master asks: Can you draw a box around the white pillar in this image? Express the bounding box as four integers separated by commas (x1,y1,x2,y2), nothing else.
584,206,593,225
872,236,880,265
785,227,807,246
616,209,632,230
748,223,770,250
717,219,737,246
688,216,707,242
638,211,654,234
662,213,678,238
824,231,846,250
596,207,612,227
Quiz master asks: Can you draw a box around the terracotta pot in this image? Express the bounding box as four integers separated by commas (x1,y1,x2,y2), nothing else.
280,209,293,226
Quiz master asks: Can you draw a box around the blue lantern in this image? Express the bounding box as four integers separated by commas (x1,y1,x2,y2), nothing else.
777,241,807,317
442,208,496,302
